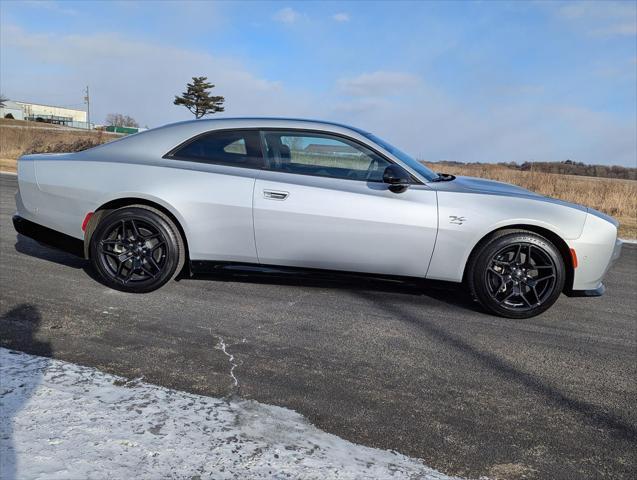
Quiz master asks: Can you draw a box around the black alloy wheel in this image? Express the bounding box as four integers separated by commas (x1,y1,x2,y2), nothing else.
90,206,184,293
468,231,565,318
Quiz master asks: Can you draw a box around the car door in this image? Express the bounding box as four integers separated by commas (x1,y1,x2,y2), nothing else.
163,128,263,263
252,130,438,277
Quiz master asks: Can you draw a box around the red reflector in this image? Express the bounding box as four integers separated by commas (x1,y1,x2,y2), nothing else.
569,248,578,269
82,212,94,232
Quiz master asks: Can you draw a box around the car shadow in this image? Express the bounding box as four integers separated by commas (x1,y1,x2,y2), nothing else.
14,233,483,314
353,290,637,443
183,267,483,314
14,234,107,285
0,304,52,480
14,234,86,270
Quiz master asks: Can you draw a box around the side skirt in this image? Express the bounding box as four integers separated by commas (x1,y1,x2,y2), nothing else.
189,260,427,285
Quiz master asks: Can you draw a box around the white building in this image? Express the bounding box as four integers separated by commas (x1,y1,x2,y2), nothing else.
1,100,89,128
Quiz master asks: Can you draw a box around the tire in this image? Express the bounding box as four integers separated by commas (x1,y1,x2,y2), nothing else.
467,230,565,319
89,205,185,293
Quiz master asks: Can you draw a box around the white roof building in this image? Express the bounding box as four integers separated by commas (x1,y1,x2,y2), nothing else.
1,100,88,127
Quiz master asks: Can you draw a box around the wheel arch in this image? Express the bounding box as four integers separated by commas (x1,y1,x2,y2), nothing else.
462,224,575,293
83,197,190,267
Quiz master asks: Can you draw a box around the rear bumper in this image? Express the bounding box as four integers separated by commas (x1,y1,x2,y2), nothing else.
13,215,84,257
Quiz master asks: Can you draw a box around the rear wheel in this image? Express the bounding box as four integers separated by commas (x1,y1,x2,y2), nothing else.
468,231,565,318
89,206,184,293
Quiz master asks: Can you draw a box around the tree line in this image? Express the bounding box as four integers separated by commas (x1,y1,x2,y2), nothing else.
431,160,636,181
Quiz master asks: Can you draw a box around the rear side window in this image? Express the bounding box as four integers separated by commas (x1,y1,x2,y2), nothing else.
169,130,263,169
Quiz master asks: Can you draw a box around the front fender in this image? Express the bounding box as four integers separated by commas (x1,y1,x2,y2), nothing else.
426,191,588,282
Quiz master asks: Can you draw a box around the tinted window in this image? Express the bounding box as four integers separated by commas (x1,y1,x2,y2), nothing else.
263,131,390,181
362,132,438,181
171,130,263,169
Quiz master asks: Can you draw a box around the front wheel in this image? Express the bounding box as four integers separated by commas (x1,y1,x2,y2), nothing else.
467,231,565,318
89,206,184,293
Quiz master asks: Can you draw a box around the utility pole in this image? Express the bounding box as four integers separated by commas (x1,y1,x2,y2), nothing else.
84,86,90,130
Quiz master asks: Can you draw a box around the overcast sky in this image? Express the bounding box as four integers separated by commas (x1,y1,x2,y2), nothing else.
1,0,636,166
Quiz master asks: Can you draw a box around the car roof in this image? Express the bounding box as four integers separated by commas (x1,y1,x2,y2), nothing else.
78,116,375,162
159,117,371,135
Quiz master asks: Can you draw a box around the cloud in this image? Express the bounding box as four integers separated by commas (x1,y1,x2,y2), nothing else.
332,13,350,23
338,71,421,97
273,7,301,24
595,22,637,37
330,77,636,166
0,24,314,126
1,23,634,166
22,0,78,16
556,0,637,37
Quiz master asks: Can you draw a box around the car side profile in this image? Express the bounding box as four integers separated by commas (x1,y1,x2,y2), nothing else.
13,118,622,318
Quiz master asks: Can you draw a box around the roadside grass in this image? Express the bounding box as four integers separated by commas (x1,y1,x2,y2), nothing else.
0,119,119,167
425,162,637,239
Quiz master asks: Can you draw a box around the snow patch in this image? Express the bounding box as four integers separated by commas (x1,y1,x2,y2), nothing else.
0,348,459,479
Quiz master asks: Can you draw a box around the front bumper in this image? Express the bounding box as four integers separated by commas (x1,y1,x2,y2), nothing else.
13,215,84,257
566,284,606,297
565,237,622,297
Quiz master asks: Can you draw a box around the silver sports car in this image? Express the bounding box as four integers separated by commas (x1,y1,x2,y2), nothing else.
13,118,622,318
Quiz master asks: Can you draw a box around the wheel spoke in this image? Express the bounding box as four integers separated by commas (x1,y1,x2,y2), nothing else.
530,285,541,305
525,244,533,265
116,259,125,277
519,289,532,307
536,273,555,282
101,239,123,246
487,266,504,279
129,219,140,238
151,241,166,253
122,263,135,283
146,254,161,272
140,264,157,278
502,290,517,303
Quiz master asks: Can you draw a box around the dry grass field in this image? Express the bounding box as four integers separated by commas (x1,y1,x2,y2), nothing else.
425,162,636,238
0,119,633,238
0,119,119,169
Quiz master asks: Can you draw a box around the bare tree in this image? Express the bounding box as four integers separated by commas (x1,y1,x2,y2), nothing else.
0,94,8,108
105,113,139,128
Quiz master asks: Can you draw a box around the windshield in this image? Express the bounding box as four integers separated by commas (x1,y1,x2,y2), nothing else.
363,133,438,181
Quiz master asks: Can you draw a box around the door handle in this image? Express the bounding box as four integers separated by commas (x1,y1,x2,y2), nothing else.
263,190,289,201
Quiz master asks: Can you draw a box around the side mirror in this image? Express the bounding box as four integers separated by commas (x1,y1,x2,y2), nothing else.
383,164,411,193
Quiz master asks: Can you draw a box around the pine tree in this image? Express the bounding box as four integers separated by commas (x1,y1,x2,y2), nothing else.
173,77,225,119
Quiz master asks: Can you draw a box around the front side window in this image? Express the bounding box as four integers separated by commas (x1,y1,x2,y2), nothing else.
362,132,438,181
262,131,390,181
170,130,263,169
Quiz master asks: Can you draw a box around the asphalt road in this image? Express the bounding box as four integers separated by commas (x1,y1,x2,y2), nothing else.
1,173,635,479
